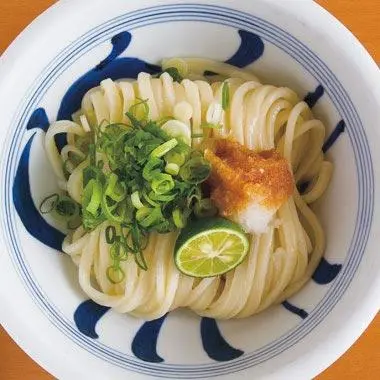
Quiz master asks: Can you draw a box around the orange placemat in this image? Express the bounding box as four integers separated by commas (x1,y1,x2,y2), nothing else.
0,1,379,379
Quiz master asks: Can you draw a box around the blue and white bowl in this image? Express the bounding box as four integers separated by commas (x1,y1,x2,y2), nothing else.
1,1,379,378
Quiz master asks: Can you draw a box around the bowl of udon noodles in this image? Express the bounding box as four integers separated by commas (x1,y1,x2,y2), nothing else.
1,0,379,379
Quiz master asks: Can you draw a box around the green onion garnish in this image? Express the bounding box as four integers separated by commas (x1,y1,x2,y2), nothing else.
179,156,211,184
128,98,149,122
165,147,188,167
157,116,174,127
134,250,148,271
102,198,128,224
142,189,160,207
110,241,128,261
104,173,126,202
84,179,103,215
148,191,176,202
106,265,126,284
136,207,163,228
194,198,218,218
172,208,186,228
151,173,175,195
39,194,59,214
105,225,117,244
39,193,80,229
201,122,222,129
150,138,178,158
165,163,180,176
41,98,213,274
131,191,144,209
222,81,230,111
55,196,79,218
191,133,204,138
162,67,183,82
143,157,164,181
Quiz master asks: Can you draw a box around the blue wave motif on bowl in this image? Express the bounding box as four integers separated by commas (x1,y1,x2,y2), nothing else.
13,28,343,363
13,110,65,251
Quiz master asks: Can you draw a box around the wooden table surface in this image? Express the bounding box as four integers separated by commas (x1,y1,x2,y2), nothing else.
0,1,379,379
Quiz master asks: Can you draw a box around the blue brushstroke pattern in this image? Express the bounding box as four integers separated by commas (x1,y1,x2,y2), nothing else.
312,258,342,285
282,301,308,319
201,317,244,362
13,133,65,251
74,300,110,339
57,31,160,121
25,107,66,153
26,108,50,131
132,314,168,363
225,30,264,68
96,31,132,70
323,120,346,153
304,85,324,108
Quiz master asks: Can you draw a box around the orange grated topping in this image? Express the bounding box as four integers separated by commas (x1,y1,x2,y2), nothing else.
204,139,294,216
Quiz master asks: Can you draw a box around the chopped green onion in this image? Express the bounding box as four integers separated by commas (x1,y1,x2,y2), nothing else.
118,224,148,270
127,223,147,253
164,148,188,167
83,165,101,187
144,121,171,140
84,179,103,215
131,191,144,209
102,197,129,224
161,120,191,146
104,173,126,202
151,173,175,195
43,94,217,275
186,186,202,207
194,198,218,218
163,67,183,82
201,122,222,129
191,133,204,138
106,265,125,284
143,157,163,181
156,116,174,127
222,81,230,111
97,160,105,170
165,162,180,176
88,144,96,166
39,194,59,214
40,193,80,230
141,189,160,207
136,207,163,228
110,241,128,261
148,191,176,202
119,228,135,253
55,196,79,218
172,208,186,228
179,156,211,184
105,225,117,244
128,98,149,122
134,250,148,271
135,207,151,222
150,138,178,158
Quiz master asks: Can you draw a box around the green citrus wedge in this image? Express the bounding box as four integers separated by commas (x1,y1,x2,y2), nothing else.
174,217,249,278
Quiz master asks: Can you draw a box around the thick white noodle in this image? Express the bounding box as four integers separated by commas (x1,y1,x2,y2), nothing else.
44,59,331,320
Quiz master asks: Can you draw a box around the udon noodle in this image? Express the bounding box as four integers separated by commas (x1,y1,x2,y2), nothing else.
45,59,332,320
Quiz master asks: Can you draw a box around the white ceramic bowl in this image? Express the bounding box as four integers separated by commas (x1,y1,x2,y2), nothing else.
1,1,379,379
